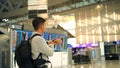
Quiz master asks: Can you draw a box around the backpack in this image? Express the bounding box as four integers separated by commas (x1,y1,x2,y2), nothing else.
14,34,41,68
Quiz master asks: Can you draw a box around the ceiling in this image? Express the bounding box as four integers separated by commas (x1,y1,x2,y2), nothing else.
1,0,120,43
48,0,120,43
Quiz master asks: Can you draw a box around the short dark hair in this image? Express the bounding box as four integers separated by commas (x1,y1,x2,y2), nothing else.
32,17,46,30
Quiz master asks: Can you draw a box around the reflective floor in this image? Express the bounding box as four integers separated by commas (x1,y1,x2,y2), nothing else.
55,60,120,68
15,60,120,68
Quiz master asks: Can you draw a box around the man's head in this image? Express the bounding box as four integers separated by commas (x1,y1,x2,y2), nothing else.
32,17,46,34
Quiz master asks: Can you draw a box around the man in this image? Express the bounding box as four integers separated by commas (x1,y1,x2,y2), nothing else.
31,17,62,68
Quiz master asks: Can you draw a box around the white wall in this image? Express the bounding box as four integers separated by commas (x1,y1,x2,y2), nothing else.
49,52,68,68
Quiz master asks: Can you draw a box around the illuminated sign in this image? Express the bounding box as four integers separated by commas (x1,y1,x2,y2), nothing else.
72,42,98,48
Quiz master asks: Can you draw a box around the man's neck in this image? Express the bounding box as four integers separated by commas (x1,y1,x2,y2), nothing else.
35,30,43,35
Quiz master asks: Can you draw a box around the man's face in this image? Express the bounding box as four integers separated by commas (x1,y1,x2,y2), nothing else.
40,23,46,33
43,23,46,32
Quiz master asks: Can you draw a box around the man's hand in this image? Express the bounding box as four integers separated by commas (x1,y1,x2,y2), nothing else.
48,38,62,45
53,38,62,44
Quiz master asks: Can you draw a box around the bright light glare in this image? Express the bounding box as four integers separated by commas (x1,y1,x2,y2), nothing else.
80,35,82,44
67,38,76,46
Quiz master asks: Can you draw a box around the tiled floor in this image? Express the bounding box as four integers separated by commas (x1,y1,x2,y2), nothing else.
54,60,120,68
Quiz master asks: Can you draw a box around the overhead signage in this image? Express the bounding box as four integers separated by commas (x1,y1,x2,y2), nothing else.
28,0,47,5
28,5,47,10
28,0,47,10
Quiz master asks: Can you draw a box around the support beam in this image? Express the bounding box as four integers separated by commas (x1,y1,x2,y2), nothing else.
6,0,14,10
0,7,28,19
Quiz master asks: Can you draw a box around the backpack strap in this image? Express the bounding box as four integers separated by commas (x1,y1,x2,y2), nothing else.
30,34,41,40
30,34,47,60
30,34,51,65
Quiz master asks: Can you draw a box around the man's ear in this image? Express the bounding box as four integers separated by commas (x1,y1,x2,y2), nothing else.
41,24,43,27
41,24,44,29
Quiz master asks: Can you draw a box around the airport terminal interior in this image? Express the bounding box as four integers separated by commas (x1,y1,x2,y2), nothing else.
0,0,120,68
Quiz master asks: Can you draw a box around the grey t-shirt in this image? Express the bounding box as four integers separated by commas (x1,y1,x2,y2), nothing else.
31,32,54,60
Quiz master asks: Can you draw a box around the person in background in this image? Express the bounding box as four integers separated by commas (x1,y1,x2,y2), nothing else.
31,17,62,68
